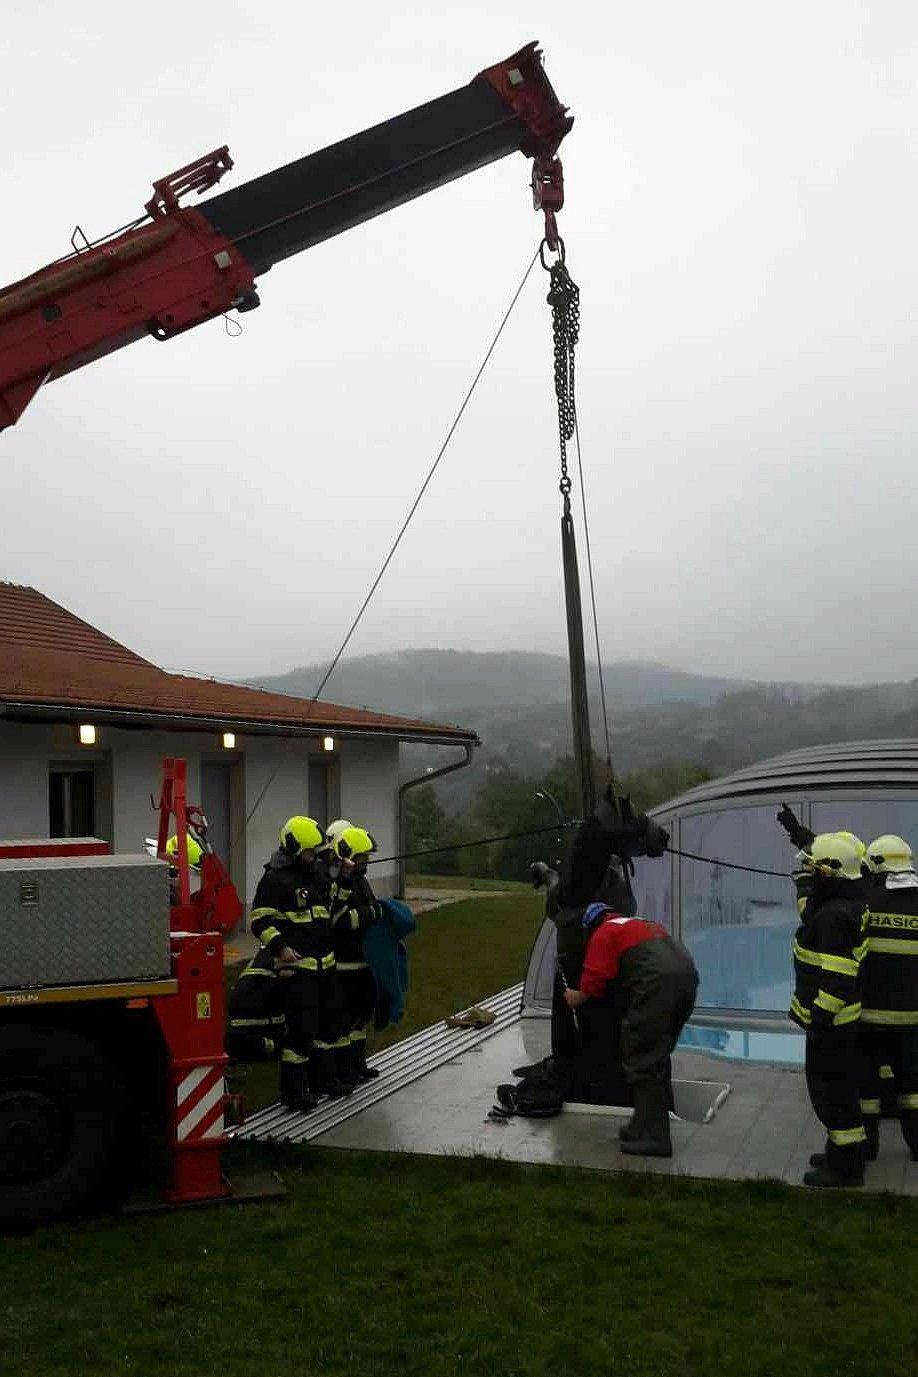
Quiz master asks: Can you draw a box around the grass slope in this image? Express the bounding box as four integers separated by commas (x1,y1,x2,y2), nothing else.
3,1147,917,1377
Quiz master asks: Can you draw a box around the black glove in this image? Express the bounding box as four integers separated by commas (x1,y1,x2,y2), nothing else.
776,804,814,851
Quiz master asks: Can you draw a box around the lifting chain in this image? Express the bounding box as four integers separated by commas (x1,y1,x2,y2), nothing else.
544,244,580,499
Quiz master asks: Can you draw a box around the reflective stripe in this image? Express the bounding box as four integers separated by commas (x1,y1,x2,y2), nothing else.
859,1099,882,1115
292,952,336,972
333,1036,351,1049
880,1064,895,1079
229,1015,286,1028
349,910,360,931
868,938,918,956
829,1127,867,1146
852,939,869,962
790,995,812,1024
177,1065,208,1107
251,907,282,921
794,943,860,978
898,1093,918,1110
256,926,282,945
311,906,330,919
814,990,845,1014
861,1009,918,1025
349,1030,367,1043
237,966,278,979
176,1067,225,1142
336,961,369,971
284,914,314,926
833,1003,861,1026
281,1048,308,1064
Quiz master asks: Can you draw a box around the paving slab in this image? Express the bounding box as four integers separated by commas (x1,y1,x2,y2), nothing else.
313,1016,918,1194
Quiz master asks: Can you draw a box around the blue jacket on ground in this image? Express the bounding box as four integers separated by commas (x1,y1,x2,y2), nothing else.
363,897,417,1029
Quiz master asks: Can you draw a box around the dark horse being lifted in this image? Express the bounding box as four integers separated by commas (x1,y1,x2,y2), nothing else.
494,789,671,1118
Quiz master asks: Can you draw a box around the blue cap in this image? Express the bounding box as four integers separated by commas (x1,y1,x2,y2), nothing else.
582,902,611,928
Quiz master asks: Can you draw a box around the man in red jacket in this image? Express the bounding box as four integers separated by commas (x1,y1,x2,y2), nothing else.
565,903,699,1157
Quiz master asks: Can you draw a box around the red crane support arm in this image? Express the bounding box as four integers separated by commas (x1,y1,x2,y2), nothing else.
0,41,572,431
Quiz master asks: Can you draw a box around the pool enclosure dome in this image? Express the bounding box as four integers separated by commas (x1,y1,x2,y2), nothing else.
522,739,918,1021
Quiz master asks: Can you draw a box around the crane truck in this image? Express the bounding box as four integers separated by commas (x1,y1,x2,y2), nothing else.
0,43,573,1226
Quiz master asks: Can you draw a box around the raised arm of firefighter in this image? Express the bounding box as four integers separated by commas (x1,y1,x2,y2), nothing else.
777,803,816,852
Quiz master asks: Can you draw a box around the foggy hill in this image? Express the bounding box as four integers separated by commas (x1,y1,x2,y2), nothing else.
249,649,911,804
248,649,762,722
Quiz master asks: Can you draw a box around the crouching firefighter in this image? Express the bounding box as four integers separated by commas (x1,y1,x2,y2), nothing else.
327,823,383,1085
789,833,870,1188
497,788,672,1120
565,902,698,1157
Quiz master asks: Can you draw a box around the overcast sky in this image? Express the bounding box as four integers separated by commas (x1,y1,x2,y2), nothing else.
2,2,916,689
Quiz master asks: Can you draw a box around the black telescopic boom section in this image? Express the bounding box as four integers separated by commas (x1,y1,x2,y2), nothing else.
561,495,596,820
197,43,572,276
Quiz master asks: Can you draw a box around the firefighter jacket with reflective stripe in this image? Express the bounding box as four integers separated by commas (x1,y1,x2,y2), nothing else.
330,869,380,966
789,883,868,1032
250,850,334,962
861,876,918,1025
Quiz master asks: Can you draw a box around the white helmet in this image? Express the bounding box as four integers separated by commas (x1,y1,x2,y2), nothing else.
324,818,353,852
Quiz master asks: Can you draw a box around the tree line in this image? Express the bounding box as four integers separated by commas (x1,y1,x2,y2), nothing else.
405,757,712,881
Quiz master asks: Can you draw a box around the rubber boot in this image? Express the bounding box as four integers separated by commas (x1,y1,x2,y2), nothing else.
334,1044,362,1092
512,1056,553,1079
804,1141,865,1188
351,1038,380,1082
620,1082,672,1158
619,1095,642,1142
899,1109,918,1161
810,1119,878,1168
313,1048,353,1100
280,1060,318,1113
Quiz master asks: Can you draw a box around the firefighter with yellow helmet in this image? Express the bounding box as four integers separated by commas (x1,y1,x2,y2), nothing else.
327,823,383,1084
227,815,351,1110
789,832,871,1187
857,834,918,1160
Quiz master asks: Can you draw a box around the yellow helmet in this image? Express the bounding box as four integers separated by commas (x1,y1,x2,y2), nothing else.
333,825,377,862
834,831,866,860
165,834,204,870
804,833,864,882
279,816,324,858
865,834,914,874
324,819,353,852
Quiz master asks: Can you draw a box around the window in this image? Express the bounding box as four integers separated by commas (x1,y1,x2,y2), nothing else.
49,768,95,838
811,800,918,852
631,815,674,931
679,805,800,1012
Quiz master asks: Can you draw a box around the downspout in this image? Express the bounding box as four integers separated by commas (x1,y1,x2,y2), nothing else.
396,744,475,898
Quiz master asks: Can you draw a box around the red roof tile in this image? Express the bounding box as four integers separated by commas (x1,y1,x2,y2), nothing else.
0,585,476,742
0,583,152,665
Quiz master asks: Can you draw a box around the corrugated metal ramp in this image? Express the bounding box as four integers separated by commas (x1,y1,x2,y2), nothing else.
233,983,523,1146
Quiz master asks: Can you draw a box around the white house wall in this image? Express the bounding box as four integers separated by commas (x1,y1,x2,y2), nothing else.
0,721,401,911
0,721,48,836
339,736,400,897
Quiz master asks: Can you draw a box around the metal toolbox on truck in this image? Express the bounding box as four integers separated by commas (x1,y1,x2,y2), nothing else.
0,854,171,989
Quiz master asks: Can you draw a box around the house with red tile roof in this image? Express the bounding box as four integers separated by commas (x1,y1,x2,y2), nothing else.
0,584,478,902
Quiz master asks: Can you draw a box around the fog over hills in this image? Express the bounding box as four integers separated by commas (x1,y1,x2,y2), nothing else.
243,649,917,805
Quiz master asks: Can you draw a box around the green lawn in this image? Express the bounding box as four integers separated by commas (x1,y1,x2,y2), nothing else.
3,1144,917,1377
227,891,543,1114
405,873,532,892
